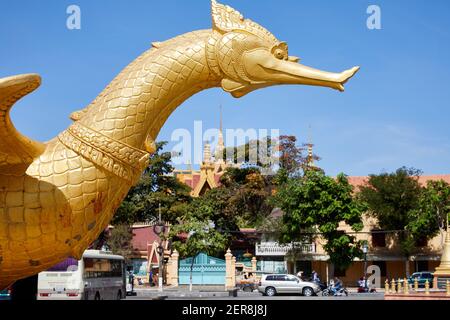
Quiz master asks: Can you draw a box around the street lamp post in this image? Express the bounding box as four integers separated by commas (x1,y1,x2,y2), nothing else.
153,203,166,293
362,242,369,292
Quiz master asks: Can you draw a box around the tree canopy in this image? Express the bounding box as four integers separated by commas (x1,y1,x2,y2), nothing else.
358,167,422,232
112,141,192,225
409,179,450,245
271,170,365,271
169,207,228,258
357,167,426,258
105,224,134,262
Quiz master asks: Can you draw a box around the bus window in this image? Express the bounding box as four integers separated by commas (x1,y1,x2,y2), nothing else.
83,258,124,278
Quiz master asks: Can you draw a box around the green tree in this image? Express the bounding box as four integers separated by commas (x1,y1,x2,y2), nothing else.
105,224,134,263
222,137,276,171
358,167,423,276
220,167,274,228
271,170,365,276
169,215,228,290
410,180,450,246
185,187,239,235
113,141,192,225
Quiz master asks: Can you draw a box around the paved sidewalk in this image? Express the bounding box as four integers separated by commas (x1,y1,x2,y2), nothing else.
130,285,386,300
132,285,241,299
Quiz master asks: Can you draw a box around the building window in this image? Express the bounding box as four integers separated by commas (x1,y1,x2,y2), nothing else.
372,261,387,277
371,230,386,247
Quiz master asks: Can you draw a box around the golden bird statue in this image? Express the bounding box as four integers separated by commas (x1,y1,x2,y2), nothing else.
0,0,359,289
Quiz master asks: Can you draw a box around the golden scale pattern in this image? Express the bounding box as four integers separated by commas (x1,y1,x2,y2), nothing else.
0,0,360,288
0,29,222,288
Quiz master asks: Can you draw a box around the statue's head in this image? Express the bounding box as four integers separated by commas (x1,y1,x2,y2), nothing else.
209,0,359,97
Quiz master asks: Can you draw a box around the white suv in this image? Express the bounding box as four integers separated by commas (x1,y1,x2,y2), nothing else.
257,274,320,297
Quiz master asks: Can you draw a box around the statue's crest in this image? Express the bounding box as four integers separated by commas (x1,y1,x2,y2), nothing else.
211,0,279,45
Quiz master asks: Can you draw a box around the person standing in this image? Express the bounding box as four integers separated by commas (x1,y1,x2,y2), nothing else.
312,270,320,282
149,269,153,286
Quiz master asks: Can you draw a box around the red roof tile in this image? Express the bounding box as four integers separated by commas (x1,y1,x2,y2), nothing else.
131,226,160,251
192,174,201,189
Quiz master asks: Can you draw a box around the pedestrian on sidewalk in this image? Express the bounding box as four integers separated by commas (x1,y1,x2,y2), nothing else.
149,269,153,287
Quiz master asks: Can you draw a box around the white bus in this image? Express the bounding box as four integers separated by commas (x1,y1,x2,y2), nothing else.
37,250,126,300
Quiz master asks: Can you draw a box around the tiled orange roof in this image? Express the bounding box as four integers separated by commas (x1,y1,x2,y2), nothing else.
418,175,450,185
348,174,450,190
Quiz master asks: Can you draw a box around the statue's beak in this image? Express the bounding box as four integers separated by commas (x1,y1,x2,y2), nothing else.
243,50,360,92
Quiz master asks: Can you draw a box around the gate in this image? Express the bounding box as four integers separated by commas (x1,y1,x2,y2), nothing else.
179,253,226,285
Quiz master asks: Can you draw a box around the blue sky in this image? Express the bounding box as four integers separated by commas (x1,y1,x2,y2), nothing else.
1,0,449,176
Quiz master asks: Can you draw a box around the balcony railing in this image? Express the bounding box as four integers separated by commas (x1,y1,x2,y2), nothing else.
256,242,316,256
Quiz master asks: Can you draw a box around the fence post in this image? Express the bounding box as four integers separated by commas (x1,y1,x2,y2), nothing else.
391,279,396,293
414,277,419,291
251,257,257,273
232,256,237,289
403,278,409,295
425,279,430,295
169,250,179,287
225,249,233,291
385,279,390,294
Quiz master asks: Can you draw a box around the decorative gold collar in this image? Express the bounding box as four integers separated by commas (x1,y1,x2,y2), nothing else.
58,122,149,184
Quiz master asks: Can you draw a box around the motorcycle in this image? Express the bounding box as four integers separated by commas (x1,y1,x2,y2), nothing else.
322,283,349,296
357,285,377,293
357,279,377,293
314,279,328,292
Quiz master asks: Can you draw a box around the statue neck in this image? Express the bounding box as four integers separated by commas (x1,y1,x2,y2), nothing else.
78,30,221,151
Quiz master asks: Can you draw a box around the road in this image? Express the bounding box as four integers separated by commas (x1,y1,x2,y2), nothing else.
126,291,384,300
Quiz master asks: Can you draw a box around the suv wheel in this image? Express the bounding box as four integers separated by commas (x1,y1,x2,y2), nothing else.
265,287,276,297
303,287,314,297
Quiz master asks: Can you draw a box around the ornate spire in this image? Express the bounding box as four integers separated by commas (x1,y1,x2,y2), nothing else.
434,231,450,276
216,105,225,163
203,142,212,164
307,143,315,168
305,125,320,171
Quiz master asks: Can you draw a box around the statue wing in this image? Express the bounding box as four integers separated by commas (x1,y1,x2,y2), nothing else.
0,74,46,174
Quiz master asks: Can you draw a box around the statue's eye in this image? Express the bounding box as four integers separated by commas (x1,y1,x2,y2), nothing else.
274,49,286,60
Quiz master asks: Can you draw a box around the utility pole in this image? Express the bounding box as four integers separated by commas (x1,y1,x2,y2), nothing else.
362,242,368,292
153,202,165,293
158,203,163,292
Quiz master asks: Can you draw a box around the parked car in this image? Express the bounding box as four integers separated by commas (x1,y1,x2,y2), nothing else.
0,287,11,301
407,272,434,288
257,274,321,297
